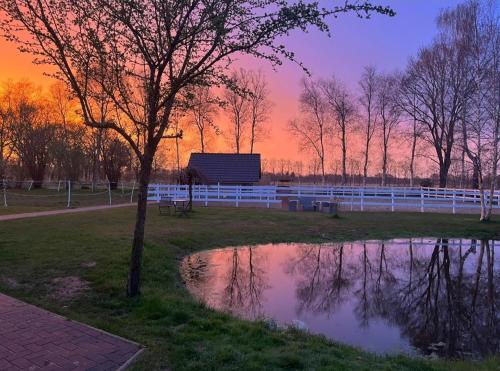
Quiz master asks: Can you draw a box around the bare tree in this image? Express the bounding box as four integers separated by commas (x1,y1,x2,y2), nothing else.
188,86,219,153
376,73,401,186
0,82,15,180
0,0,393,296
9,92,55,188
322,77,357,185
289,79,330,183
358,66,378,186
441,1,500,220
400,40,470,187
102,134,131,190
247,70,272,154
225,70,250,154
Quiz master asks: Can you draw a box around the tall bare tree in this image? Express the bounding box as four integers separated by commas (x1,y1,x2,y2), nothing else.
358,66,378,186
376,73,401,186
188,86,219,153
0,83,15,180
247,70,272,154
225,70,250,154
9,94,55,188
289,79,330,183
0,0,393,296
440,0,499,220
322,77,357,185
400,40,470,187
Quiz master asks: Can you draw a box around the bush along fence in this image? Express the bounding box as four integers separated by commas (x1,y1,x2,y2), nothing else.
1,180,137,209
147,184,500,214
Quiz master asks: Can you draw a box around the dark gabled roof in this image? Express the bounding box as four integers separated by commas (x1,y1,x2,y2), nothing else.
187,153,261,184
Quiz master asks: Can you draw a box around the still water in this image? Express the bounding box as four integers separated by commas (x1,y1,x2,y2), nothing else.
181,239,499,359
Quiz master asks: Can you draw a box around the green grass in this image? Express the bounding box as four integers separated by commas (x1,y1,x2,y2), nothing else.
0,207,499,370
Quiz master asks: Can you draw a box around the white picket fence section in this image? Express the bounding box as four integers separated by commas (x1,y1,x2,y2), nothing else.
148,184,500,214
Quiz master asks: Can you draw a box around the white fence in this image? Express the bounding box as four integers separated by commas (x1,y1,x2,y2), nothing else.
148,184,500,214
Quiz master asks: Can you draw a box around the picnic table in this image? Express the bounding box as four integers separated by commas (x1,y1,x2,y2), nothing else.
159,197,190,216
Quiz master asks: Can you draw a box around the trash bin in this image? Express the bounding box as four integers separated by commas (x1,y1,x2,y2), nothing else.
329,202,338,217
288,199,298,212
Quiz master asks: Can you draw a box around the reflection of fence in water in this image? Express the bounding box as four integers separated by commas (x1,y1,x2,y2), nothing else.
148,183,500,213
1,180,137,209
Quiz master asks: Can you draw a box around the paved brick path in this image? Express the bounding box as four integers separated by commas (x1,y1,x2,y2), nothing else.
0,293,142,370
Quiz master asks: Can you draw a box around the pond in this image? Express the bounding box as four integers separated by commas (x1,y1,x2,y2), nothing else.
180,238,499,359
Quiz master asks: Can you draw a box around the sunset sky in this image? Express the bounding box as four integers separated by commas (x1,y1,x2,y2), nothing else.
0,0,465,166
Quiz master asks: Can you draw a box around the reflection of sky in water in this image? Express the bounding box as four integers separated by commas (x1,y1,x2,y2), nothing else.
181,239,500,358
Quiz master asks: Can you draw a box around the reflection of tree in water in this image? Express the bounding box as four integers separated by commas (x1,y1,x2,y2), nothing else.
287,239,499,359
391,239,498,358
287,244,355,316
222,247,269,318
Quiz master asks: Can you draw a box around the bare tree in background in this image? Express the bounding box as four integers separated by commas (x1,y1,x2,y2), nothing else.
322,77,357,185
247,70,272,154
440,0,499,221
0,0,393,296
225,70,250,154
0,83,15,180
376,73,401,186
289,79,330,183
405,103,424,187
400,40,469,187
358,66,378,186
189,86,219,153
8,87,55,188
102,134,131,190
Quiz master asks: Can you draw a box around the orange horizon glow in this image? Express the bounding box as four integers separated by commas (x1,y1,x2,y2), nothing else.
0,1,463,177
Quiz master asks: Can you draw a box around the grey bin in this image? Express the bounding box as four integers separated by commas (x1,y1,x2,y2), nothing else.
288,200,298,212
329,202,338,216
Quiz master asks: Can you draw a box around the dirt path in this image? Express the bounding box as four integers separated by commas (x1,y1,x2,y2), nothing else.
0,203,136,222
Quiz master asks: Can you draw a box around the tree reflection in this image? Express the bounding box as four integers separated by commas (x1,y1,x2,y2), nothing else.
222,247,268,318
287,239,499,358
287,244,355,316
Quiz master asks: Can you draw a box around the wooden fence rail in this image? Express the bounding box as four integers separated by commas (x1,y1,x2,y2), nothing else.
147,184,500,214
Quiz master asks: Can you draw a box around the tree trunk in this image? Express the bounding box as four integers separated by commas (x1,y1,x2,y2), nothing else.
362,138,369,187
472,163,479,189
126,158,153,297
438,159,452,188
486,121,499,219
199,127,205,153
250,119,256,154
382,146,388,187
409,126,417,188
341,127,347,186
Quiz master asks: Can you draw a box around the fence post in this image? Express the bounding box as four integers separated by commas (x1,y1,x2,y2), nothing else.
360,188,364,211
130,181,136,203
420,188,424,213
108,182,112,205
236,185,240,207
452,189,456,214
217,182,220,200
391,190,395,212
2,179,7,207
205,185,208,207
57,180,61,192
67,180,71,208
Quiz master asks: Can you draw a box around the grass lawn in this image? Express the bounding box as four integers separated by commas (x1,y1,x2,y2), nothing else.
0,206,499,370
0,188,135,215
